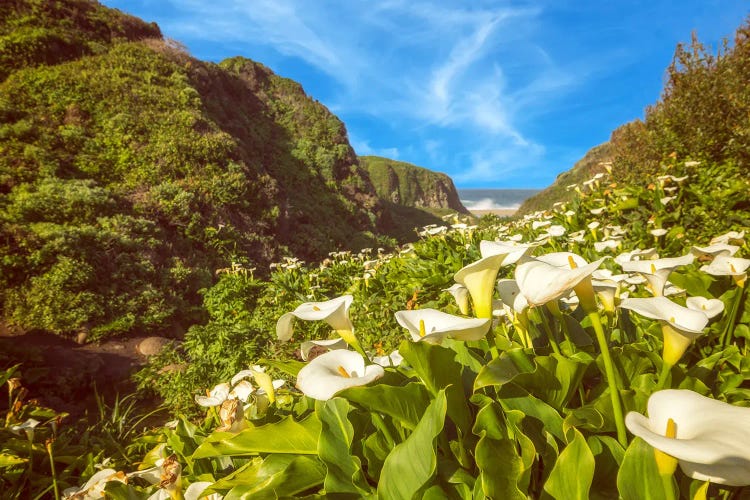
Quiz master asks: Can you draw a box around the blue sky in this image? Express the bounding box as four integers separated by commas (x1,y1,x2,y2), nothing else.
101,1,748,188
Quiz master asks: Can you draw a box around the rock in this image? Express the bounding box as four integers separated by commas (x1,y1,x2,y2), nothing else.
136,337,174,357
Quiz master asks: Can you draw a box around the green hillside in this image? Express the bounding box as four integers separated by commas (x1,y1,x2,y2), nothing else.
360,155,469,213
0,0,424,341
517,142,613,215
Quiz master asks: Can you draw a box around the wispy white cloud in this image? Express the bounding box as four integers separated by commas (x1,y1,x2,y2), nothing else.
122,0,606,186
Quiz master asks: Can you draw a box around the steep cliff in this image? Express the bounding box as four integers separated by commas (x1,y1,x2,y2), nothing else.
360,156,470,214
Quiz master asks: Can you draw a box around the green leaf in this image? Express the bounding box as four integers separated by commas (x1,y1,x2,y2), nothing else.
192,415,321,458
316,398,373,496
258,358,306,377
208,454,325,499
399,340,471,434
472,403,526,499
377,390,448,499
474,349,535,392
475,351,591,410
103,482,146,500
617,437,667,500
0,452,27,468
543,426,595,500
497,385,565,441
339,382,430,430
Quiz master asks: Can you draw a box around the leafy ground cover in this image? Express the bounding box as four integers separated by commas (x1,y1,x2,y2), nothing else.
3,156,748,499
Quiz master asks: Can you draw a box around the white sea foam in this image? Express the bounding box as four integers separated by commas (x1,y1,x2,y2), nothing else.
460,197,521,210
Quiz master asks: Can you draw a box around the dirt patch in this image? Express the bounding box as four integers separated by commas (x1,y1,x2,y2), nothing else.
0,330,173,416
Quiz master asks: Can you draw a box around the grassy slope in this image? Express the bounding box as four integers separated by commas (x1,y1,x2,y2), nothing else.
516,142,613,215
0,0,424,340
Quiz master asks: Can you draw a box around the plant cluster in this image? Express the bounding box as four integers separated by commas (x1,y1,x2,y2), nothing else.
84,158,750,499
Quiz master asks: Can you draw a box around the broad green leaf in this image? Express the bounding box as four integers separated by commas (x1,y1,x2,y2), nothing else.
473,404,526,499
543,427,594,500
617,437,667,500
474,350,535,392
377,390,448,500
588,435,626,500
316,398,372,496
339,382,430,430
258,358,306,377
192,415,321,458
498,385,564,441
475,437,526,500
208,454,325,499
0,453,26,468
399,340,471,434
476,351,591,410
103,482,145,500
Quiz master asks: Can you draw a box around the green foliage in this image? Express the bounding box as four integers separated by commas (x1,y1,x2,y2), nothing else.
611,17,750,183
0,0,453,340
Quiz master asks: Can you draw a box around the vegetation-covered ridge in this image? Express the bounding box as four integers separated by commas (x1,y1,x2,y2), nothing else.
0,0,460,341
360,155,470,214
520,16,750,215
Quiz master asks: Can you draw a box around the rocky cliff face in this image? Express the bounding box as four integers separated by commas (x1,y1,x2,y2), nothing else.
360,156,470,214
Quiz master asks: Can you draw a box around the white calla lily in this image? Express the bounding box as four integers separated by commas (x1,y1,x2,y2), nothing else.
62,469,128,499
194,383,231,407
394,308,491,344
621,254,695,296
690,243,739,259
709,230,745,246
700,255,750,277
443,283,470,315
372,349,403,367
614,247,658,266
455,253,507,318
515,252,606,306
300,338,348,361
620,296,708,365
276,295,359,349
296,350,384,401
625,390,750,486
685,296,724,319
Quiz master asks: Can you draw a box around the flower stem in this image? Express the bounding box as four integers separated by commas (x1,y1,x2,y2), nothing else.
588,309,627,447
657,362,672,390
660,474,676,500
534,308,561,355
719,283,745,349
46,440,60,500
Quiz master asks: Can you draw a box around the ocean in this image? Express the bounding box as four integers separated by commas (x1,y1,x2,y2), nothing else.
457,189,541,211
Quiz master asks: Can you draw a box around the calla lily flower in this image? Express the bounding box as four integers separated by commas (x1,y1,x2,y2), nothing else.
479,240,536,266
625,389,750,486
372,349,404,367
710,230,745,246
276,295,359,348
685,296,724,319
614,248,658,266
195,383,231,407
621,254,695,296
700,255,750,278
455,253,507,318
443,283,470,315
515,252,606,306
690,244,739,259
296,350,384,401
300,338,348,361
130,454,182,500
394,308,491,344
62,469,128,499
620,296,708,365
